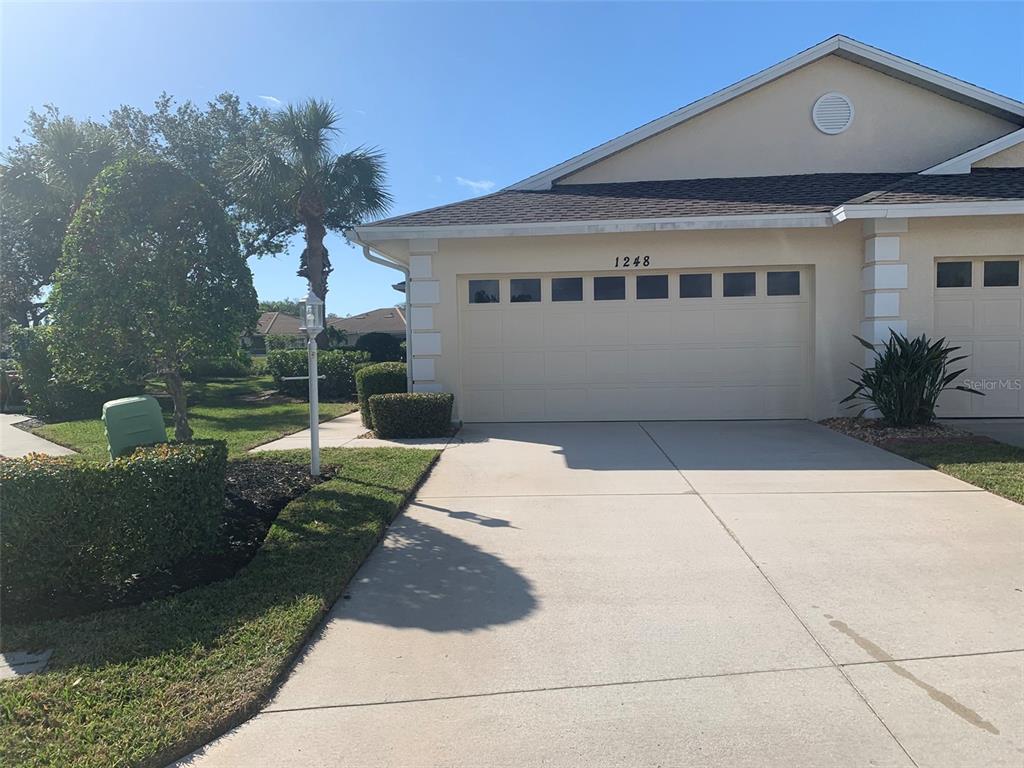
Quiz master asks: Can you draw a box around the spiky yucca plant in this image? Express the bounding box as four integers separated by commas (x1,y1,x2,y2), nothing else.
842,332,982,426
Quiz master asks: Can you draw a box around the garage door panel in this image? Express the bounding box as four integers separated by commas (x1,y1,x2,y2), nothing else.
543,313,585,347
459,268,812,421
545,350,588,384
502,312,544,347
975,298,1022,334
503,351,545,385
588,349,631,384
972,340,1021,376
503,389,547,420
934,300,974,334
628,311,679,345
673,311,716,342
934,258,1023,417
464,390,504,421
545,388,592,420
463,312,502,347
463,352,503,387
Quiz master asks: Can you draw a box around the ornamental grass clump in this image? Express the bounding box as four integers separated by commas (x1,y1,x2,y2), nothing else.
842,331,981,426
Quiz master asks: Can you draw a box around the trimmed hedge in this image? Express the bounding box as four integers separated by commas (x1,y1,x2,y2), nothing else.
369,393,454,438
266,349,370,400
0,440,227,605
355,362,407,428
355,332,405,362
184,350,253,380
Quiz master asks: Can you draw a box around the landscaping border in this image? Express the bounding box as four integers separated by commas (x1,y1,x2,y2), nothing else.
0,448,439,768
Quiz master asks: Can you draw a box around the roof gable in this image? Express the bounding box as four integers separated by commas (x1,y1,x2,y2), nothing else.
921,127,1024,174
511,35,1024,190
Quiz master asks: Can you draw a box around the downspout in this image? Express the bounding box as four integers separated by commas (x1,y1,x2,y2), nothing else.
351,236,413,394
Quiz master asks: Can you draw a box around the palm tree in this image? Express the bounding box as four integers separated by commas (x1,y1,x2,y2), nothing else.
234,100,391,316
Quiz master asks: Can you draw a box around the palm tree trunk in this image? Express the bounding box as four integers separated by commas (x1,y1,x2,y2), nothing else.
165,369,193,441
302,216,331,346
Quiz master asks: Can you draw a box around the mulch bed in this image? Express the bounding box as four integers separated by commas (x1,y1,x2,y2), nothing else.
820,416,988,448
4,458,332,624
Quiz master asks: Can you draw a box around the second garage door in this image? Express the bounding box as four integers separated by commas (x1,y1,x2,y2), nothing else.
458,267,812,422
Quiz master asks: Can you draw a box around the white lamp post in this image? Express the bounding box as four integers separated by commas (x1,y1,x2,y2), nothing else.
299,290,325,477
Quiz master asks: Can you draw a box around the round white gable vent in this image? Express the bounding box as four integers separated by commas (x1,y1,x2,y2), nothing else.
812,92,854,134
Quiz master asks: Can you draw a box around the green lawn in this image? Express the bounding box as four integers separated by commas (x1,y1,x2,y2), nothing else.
888,440,1024,506
0,447,438,768
33,377,356,459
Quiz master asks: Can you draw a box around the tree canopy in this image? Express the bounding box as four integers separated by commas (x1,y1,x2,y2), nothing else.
233,99,392,309
49,157,257,439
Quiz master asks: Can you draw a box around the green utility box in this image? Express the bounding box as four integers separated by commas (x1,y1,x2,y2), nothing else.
102,395,168,459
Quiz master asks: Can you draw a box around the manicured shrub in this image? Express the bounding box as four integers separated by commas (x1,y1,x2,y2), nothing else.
266,349,363,400
355,362,407,428
355,332,405,362
0,440,227,605
184,349,253,380
842,331,981,426
7,325,137,420
265,333,304,351
369,393,453,438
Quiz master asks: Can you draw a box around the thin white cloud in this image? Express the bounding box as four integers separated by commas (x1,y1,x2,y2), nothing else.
433,174,443,184
456,176,495,194
258,95,283,106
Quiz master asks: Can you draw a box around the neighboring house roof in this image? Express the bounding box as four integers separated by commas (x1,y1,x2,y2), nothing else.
255,311,303,336
508,35,1024,191
356,169,1024,235
921,127,1024,175
327,307,406,336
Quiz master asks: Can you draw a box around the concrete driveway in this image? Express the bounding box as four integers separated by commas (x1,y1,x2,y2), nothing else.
180,420,1024,768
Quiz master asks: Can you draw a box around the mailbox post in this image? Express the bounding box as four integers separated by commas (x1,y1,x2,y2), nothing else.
300,290,325,477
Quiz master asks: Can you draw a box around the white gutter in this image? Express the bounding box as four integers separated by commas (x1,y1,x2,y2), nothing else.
353,212,833,242
832,200,1024,222
348,234,413,394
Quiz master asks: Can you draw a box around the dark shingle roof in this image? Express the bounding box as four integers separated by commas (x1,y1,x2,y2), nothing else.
361,170,1024,230
844,168,1024,206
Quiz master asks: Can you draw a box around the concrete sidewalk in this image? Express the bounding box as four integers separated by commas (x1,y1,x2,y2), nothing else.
0,413,74,458
181,420,1023,768
250,411,457,452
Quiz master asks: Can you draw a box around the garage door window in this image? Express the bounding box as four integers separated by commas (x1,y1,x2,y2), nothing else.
510,278,541,302
680,273,712,298
936,262,972,288
594,276,625,301
636,274,669,299
552,277,583,302
469,279,500,303
767,271,800,296
984,260,1020,287
723,272,756,297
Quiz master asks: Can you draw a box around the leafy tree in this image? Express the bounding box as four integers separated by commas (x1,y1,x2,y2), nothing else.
0,107,116,326
258,297,302,315
50,157,257,439
233,99,391,321
108,93,292,259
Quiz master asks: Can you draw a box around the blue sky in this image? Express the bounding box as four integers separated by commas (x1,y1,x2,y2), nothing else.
3,2,1021,316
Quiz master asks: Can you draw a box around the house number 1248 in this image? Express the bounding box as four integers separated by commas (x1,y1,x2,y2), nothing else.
614,256,650,268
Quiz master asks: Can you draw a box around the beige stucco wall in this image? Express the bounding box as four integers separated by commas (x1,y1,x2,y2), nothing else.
428,225,869,420
560,56,1019,184
974,142,1024,168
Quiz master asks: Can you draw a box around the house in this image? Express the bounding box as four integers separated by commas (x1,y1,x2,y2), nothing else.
327,307,406,345
350,35,1024,422
255,311,303,338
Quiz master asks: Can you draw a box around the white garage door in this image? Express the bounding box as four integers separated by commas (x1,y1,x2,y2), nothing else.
934,257,1023,417
458,267,812,421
